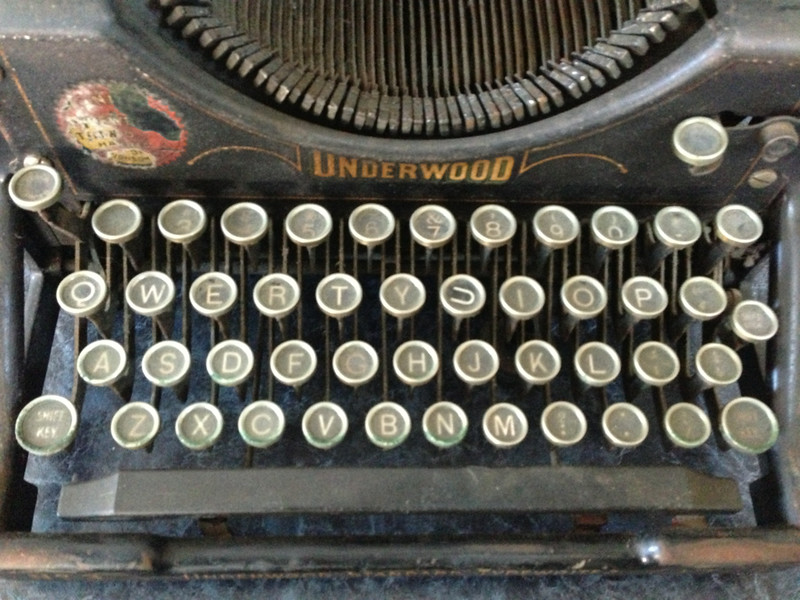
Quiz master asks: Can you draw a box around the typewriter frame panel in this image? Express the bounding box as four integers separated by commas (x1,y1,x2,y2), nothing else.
1,0,800,578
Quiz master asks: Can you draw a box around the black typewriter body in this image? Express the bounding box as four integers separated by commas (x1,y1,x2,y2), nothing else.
0,0,800,581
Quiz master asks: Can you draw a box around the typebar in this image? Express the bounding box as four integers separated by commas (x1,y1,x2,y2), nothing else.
58,466,741,518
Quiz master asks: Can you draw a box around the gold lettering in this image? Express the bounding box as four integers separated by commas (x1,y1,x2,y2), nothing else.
420,162,450,180
312,150,335,177
361,160,378,178
449,162,468,181
339,156,358,178
470,159,490,181
398,163,418,179
491,156,515,181
380,162,395,178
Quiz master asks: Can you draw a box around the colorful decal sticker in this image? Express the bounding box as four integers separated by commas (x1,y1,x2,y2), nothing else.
56,81,187,169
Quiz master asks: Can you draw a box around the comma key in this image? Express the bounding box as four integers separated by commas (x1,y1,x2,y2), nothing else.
15,395,78,456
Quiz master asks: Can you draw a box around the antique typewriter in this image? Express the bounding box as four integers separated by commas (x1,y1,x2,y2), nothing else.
1,0,800,579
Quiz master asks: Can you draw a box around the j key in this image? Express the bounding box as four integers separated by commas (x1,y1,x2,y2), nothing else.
453,340,499,386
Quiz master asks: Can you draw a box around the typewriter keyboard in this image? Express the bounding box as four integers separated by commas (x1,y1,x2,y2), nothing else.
17,198,779,534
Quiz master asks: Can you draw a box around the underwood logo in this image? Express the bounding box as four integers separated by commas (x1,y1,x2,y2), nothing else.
310,150,515,183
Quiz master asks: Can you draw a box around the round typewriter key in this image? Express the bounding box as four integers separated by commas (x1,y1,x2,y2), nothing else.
453,340,499,386
189,272,238,318
409,204,457,249
532,205,580,249
590,206,638,250
514,340,561,386
678,277,727,321
541,401,587,447
348,203,395,248
561,275,607,322
157,199,208,244
333,340,379,388
175,402,223,451
110,402,160,450
302,401,348,449
483,403,528,448
499,276,545,322
440,274,486,328
393,340,439,387
253,273,300,320
270,340,317,387
380,273,426,320
142,340,191,388
730,300,778,343
206,340,254,387
621,277,668,321
238,400,285,448
602,402,649,448
652,206,702,250
470,204,517,249
285,203,332,248
632,342,680,387
720,396,779,455
7,163,62,211
56,270,108,318
365,401,411,449
316,273,362,319
125,271,175,317
91,199,143,244
693,343,742,390
220,202,268,246
77,339,127,387
15,395,78,456
422,401,468,448
574,342,621,387
672,116,729,168
663,402,711,449
714,204,762,248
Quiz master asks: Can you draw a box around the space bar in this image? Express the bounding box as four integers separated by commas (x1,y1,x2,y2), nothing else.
57,466,742,518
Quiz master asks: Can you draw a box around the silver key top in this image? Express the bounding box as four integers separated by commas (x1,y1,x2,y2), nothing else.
560,275,607,336
190,271,237,318
440,274,486,331
285,203,332,248
56,270,110,335
220,202,268,246
692,343,742,393
302,401,348,449
158,199,208,266
125,271,175,337
349,203,395,248
649,206,702,271
365,401,411,449
483,403,528,448
77,339,127,388
206,339,254,387
422,401,468,448
602,402,649,448
409,204,457,250
719,396,779,455
15,395,78,456
175,402,223,451
380,273,426,326
729,300,779,344
393,340,439,387
470,204,517,250
270,339,317,388
540,401,587,447
316,273,362,319
514,340,561,387
574,342,621,387
110,402,160,450
7,163,62,211
238,400,285,449
92,199,144,245
142,340,191,389
632,341,680,387
453,340,499,386
499,276,545,336
590,206,638,250
532,205,580,250
253,273,300,321
663,402,711,449
333,340,379,388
